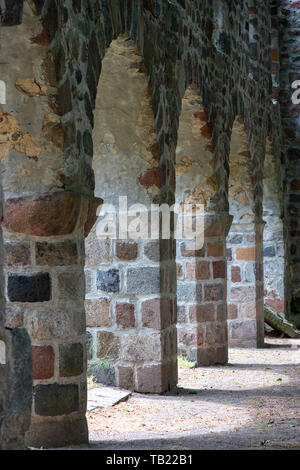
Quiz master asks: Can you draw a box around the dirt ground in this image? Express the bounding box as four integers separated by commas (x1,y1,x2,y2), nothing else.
82,338,300,450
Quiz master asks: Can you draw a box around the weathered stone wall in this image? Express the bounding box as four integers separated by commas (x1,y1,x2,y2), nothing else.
0,3,32,451
0,0,103,448
0,0,297,449
278,0,300,328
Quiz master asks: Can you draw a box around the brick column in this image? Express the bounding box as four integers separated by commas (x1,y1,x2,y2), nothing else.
0,182,32,450
227,220,264,348
177,213,231,365
2,191,99,448
85,233,178,393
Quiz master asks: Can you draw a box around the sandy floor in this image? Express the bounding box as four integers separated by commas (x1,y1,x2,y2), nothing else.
83,339,300,450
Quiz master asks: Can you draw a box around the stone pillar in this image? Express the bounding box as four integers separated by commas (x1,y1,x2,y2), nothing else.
0,2,102,447
227,220,264,348
278,0,300,328
86,235,177,393
84,36,177,393
174,87,231,365
177,213,231,365
2,192,99,448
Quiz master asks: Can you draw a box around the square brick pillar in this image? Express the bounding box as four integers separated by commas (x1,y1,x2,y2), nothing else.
3,232,89,448
85,235,178,394
176,214,232,366
1,191,98,448
227,221,264,348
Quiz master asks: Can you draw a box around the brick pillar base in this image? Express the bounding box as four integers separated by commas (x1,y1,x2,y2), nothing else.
177,214,232,366
25,415,88,448
86,235,178,394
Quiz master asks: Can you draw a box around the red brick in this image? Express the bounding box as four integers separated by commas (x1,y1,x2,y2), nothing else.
207,242,223,257
204,284,224,301
4,243,31,266
116,303,135,328
186,261,210,280
228,304,238,319
141,298,171,330
136,364,168,394
32,346,55,380
265,298,284,314
116,241,138,260
204,219,223,237
189,303,215,323
231,266,241,282
206,323,227,346
213,261,226,279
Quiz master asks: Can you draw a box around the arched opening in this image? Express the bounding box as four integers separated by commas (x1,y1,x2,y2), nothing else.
0,0,89,448
227,116,264,348
85,36,177,393
175,85,228,366
263,138,285,314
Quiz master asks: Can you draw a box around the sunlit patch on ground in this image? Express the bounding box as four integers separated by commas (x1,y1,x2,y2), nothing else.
86,341,300,450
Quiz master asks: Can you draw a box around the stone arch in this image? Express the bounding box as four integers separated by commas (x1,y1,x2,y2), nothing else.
227,115,264,348
0,0,109,448
0,0,177,448
84,35,177,394
175,85,229,366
